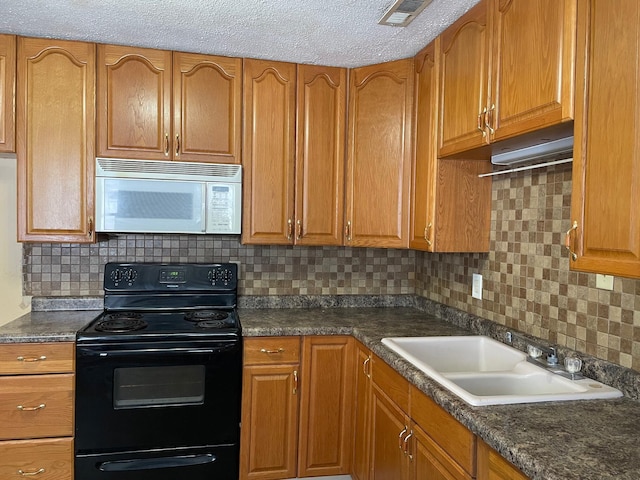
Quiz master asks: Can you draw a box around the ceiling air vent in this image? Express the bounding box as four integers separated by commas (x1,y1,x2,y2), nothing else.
378,0,432,27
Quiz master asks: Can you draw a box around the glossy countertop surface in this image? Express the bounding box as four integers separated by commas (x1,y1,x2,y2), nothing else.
1,302,639,480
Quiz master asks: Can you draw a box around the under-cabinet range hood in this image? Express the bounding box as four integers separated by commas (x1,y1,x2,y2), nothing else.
491,136,574,166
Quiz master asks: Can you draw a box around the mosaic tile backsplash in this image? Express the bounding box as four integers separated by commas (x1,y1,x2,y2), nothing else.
23,163,640,370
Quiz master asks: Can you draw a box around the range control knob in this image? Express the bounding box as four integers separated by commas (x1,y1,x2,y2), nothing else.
110,269,123,284
123,268,138,283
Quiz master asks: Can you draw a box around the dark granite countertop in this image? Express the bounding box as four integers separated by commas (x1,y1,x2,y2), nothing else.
1,302,639,479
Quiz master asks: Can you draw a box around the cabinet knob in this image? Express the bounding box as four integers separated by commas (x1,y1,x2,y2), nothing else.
565,220,578,261
16,355,46,362
17,403,46,411
175,134,180,156
287,219,293,241
18,468,46,477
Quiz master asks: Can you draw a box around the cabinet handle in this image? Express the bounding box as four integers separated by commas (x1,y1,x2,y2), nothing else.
398,427,408,450
260,348,285,354
287,219,293,240
88,216,94,237
485,104,496,135
175,134,180,156
18,468,45,476
164,134,170,156
363,356,371,378
345,221,352,241
296,219,302,240
478,108,487,138
565,220,578,261
404,430,414,460
293,370,298,395
17,403,46,411
424,222,433,247
16,355,46,362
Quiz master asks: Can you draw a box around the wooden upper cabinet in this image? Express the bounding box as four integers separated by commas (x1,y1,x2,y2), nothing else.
411,40,492,253
438,0,490,157
97,45,241,163
569,0,640,279
0,34,16,153
490,0,576,141
346,58,413,249
97,44,172,160
242,59,296,245
173,52,241,163
17,37,95,242
295,64,346,246
439,0,576,158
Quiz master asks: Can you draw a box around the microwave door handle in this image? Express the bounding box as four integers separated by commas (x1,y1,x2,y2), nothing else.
201,183,207,232
98,453,216,472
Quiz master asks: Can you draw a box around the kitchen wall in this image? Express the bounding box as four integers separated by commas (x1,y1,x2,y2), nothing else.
0,155,30,326
21,163,640,371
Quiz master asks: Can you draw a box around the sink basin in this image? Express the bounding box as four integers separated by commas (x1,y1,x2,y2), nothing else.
381,336,623,406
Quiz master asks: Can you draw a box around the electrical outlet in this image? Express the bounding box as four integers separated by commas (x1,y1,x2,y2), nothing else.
596,274,614,291
472,273,483,299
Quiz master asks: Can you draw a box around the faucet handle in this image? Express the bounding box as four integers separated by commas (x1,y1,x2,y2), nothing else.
547,347,558,366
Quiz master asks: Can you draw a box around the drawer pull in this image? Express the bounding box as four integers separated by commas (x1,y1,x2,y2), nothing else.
17,403,46,411
260,348,285,354
16,356,47,362
18,468,45,476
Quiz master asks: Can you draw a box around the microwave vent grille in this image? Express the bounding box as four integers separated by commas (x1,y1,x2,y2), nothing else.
96,158,242,182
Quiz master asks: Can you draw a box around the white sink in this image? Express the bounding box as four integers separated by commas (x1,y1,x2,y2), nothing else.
381,336,623,406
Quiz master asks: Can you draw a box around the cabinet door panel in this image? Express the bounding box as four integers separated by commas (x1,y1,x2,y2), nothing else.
174,52,241,163
97,45,171,159
295,64,346,246
571,0,640,278
298,336,353,477
413,424,473,480
477,439,528,480
0,34,15,153
346,59,413,248
0,437,73,480
369,387,409,480
17,37,95,242
240,364,299,480
352,342,372,480
491,0,575,140
242,59,296,244
438,1,490,156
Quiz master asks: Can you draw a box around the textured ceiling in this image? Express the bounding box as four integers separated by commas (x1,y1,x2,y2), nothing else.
0,0,480,67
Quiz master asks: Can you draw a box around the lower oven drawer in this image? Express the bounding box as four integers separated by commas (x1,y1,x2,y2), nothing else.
0,437,73,479
0,374,74,440
76,444,239,480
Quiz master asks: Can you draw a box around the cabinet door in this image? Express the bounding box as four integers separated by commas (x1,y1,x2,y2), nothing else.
240,364,299,480
295,64,346,246
97,44,172,160
298,336,354,477
242,59,296,245
346,58,413,248
570,0,640,278
352,343,372,480
0,438,73,480
17,37,95,242
411,41,438,252
173,52,241,163
369,386,410,480
477,439,528,480
438,0,490,157
412,423,473,480
490,0,576,141
0,34,15,153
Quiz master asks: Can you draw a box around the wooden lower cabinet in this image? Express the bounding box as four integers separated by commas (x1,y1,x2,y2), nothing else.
0,437,73,480
477,439,529,480
352,342,372,480
0,342,74,480
413,423,472,480
240,336,354,480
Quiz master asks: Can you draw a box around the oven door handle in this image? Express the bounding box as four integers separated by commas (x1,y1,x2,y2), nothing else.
98,453,216,471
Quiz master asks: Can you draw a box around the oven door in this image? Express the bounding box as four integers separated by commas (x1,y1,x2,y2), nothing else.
75,339,242,453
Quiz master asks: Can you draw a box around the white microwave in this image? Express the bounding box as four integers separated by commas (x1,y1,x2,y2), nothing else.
95,158,242,235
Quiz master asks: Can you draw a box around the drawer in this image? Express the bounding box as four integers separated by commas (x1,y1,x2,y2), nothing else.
244,337,301,365
0,343,74,375
410,386,476,476
371,353,410,413
0,437,73,479
0,374,74,440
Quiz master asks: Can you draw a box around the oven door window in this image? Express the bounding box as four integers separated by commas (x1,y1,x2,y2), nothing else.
114,365,205,409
